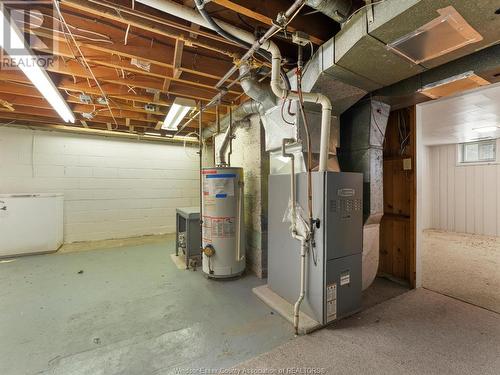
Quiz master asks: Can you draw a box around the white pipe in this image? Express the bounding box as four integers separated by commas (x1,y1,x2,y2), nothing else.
236,180,244,261
137,0,258,46
282,138,309,335
294,239,307,335
270,57,332,172
282,138,297,233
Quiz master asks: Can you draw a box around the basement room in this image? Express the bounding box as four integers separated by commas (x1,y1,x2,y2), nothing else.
0,1,499,374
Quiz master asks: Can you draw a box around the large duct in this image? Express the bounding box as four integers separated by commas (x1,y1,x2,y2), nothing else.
339,99,390,225
339,99,390,290
305,0,353,23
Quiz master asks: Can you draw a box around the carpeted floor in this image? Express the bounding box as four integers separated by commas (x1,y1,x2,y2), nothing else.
234,288,500,375
422,229,500,313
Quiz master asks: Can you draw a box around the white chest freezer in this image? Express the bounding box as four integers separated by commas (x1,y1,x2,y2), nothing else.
0,193,64,258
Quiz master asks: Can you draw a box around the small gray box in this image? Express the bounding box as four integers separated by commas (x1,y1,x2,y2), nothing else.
176,207,201,269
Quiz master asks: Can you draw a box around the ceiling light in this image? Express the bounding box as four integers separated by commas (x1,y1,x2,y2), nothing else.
473,126,499,133
161,97,196,131
0,5,75,123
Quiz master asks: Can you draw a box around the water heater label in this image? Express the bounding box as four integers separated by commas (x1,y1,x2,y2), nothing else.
206,174,235,197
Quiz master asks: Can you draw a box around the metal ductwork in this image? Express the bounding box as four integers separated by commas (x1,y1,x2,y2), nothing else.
339,99,390,225
338,99,390,291
305,0,353,23
239,64,278,112
205,99,261,139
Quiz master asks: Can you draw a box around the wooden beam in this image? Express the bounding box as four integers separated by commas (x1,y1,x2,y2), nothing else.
61,0,239,51
211,0,324,45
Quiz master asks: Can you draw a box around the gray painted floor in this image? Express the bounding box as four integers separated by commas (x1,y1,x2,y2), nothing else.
0,241,294,375
236,288,500,375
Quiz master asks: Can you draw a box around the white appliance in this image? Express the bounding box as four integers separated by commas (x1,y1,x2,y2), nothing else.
0,194,64,258
201,167,245,278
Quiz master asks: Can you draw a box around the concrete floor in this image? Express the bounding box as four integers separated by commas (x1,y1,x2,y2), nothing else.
0,239,294,375
423,229,500,313
2,235,496,375
236,289,500,374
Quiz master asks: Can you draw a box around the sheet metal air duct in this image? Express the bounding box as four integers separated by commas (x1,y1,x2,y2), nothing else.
305,0,353,23
215,63,279,164
339,99,390,290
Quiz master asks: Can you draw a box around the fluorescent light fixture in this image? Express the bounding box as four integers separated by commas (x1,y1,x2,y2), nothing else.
144,132,162,136
0,5,75,123
473,126,499,133
161,97,196,131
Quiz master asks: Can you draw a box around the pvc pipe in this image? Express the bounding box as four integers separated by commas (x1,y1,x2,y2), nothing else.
236,180,244,261
282,138,297,233
270,57,332,173
294,239,307,335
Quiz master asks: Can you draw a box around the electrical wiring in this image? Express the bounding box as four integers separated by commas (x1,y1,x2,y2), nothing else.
297,66,317,267
280,97,295,126
53,0,119,128
193,0,291,90
344,0,387,25
183,131,201,161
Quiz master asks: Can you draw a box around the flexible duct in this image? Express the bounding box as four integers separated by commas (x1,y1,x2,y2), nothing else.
305,0,353,23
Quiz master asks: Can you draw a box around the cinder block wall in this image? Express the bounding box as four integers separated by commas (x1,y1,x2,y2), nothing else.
214,115,269,278
0,127,199,242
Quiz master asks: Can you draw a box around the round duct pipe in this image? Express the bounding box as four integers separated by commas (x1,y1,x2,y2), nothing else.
305,0,353,23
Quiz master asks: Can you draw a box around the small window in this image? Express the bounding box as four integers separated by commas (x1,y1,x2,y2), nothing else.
459,140,496,164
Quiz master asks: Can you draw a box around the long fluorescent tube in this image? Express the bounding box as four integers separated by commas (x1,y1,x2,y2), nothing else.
473,126,499,133
0,5,75,123
161,97,196,131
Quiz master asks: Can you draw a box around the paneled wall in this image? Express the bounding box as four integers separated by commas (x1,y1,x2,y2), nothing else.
428,142,500,236
380,107,416,287
0,127,199,242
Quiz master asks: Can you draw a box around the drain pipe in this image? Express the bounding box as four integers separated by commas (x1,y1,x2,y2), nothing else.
282,138,310,335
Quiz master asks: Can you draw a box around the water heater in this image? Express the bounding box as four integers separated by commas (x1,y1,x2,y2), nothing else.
201,167,245,278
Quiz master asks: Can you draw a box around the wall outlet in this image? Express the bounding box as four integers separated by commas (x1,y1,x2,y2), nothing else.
403,158,412,170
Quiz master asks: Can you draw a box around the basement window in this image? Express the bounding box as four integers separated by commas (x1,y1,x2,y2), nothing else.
458,140,497,164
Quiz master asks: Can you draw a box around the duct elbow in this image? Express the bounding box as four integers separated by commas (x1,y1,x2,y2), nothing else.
239,63,278,111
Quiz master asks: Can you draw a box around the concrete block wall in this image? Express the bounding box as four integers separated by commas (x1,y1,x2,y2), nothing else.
0,127,200,243
214,115,269,278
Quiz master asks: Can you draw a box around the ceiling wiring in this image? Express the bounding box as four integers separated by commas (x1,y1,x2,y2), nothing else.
53,0,119,129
